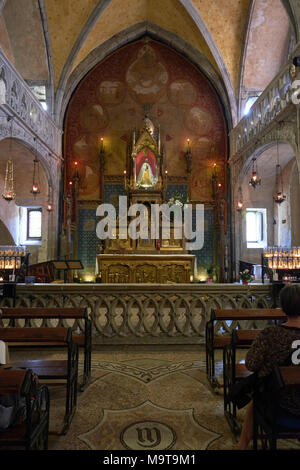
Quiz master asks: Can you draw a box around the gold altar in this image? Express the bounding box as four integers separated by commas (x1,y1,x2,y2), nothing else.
96,116,195,284
96,254,196,283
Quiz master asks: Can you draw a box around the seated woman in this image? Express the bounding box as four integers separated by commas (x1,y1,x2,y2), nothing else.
236,283,300,450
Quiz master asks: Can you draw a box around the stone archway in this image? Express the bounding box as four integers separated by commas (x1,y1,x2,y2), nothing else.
232,139,296,277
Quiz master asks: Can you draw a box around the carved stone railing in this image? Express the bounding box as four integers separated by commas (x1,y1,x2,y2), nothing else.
0,283,273,345
0,48,61,155
230,43,300,159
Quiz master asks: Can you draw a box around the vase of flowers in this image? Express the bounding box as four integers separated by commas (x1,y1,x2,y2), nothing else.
239,269,254,284
166,192,188,222
206,264,219,283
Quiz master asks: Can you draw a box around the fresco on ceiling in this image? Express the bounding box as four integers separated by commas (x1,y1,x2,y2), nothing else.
65,39,227,201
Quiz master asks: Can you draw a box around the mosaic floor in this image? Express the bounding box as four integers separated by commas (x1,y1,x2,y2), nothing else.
9,345,300,451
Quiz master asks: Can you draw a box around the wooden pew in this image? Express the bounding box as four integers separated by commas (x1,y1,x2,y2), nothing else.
0,327,78,435
223,329,260,436
0,307,91,390
0,368,50,450
205,308,286,391
253,365,300,450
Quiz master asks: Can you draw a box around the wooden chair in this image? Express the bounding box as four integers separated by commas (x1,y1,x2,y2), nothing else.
253,365,300,450
206,308,286,391
0,368,50,450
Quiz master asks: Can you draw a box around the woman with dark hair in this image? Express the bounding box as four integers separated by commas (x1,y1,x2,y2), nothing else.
236,283,300,450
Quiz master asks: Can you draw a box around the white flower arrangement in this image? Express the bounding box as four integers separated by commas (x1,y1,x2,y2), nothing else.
166,192,187,207
239,269,254,282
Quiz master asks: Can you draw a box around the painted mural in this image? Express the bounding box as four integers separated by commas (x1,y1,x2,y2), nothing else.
64,38,227,202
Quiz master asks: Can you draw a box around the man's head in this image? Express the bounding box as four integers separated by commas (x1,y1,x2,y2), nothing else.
280,283,300,317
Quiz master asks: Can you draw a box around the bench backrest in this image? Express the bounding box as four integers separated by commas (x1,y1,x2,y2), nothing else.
278,366,300,386
0,368,29,394
0,307,88,319
232,329,261,345
212,308,286,321
0,327,72,343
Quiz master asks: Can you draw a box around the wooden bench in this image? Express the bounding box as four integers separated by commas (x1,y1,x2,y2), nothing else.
0,307,91,390
253,365,300,450
222,328,261,436
0,368,50,450
0,326,78,435
205,308,286,391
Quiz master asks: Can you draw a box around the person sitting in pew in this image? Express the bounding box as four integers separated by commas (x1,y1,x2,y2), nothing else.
236,283,300,450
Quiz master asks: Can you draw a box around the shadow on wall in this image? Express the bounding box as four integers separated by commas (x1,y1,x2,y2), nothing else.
0,219,15,245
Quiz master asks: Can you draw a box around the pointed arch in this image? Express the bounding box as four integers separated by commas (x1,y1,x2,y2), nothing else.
54,0,112,124
57,22,233,133
179,0,238,126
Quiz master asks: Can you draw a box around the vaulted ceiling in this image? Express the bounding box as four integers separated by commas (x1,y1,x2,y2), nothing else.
0,0,297,126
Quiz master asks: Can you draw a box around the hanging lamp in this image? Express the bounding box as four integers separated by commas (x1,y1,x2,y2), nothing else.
236,186,243,212
2,118,16,202
46,185,53,212
30,138,40,197
273,139,286,204
249,157,261,188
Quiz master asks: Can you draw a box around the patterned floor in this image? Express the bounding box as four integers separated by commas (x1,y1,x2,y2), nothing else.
9,345,300,451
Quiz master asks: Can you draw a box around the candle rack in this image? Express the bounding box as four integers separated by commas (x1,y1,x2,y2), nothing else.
261,246,300,283
0,246,28,282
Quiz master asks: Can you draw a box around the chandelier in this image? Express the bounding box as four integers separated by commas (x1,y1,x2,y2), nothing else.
249,158,261,188
273,139,286,204
2,118,16,202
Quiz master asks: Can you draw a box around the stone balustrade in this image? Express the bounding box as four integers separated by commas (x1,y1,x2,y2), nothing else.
230,44,300,159
0,48,61,156
0,283,273,345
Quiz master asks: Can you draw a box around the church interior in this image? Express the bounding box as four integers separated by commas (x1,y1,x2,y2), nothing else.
0,0,300,453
